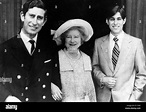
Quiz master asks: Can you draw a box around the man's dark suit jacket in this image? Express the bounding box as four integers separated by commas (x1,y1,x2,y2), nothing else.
0,33,61,102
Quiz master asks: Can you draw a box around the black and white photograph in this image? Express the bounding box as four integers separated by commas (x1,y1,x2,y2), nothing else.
0,0,146,111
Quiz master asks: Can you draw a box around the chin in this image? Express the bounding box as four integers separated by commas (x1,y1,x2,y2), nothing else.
68,48,78,51
29,31,38,35
112,31,121,35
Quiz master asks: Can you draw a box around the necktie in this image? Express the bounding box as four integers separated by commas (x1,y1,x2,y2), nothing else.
112,37,120,70
29,40,35,54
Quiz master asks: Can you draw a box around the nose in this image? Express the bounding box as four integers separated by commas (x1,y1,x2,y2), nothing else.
114,19,118,25
70,37,75,42
32,18,37,25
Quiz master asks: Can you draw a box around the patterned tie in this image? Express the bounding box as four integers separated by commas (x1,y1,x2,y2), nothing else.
29,40,35,54
112,37,120,70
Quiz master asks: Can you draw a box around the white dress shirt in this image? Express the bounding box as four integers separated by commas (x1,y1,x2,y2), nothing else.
20,30,37,55
109,31,124,59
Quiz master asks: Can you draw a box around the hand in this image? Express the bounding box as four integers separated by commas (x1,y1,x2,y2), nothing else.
5,95,21,102
102,76,117,89
51,83,62,101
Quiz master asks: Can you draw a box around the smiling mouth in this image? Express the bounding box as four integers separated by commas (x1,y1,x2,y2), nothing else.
29,25,37,29
69,44,77,46
31,27,38,31
70,44,76,46
113,26,120,30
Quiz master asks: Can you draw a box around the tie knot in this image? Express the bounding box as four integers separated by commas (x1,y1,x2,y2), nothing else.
113,37,118,43
29,40,35,44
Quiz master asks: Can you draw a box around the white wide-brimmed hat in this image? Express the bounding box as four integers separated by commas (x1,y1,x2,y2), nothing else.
52,19,93,45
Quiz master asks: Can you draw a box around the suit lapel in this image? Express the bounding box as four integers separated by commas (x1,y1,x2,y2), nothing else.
114,33,132,74
101,35,113,72
10,35,32,70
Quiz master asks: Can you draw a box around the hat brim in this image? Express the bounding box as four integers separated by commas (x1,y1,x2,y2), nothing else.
53,19,93,45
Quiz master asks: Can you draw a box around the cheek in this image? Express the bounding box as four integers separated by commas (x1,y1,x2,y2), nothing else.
38,20,45,26
76,40,82,47
78,39,82,45
23,21,29,29
108,21,113,25
108,23,113,28
65,40,70,46
109,26,113,30
120,23,124,27
65,38,70,43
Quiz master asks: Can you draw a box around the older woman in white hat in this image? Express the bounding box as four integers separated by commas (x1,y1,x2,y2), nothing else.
51,19,96,102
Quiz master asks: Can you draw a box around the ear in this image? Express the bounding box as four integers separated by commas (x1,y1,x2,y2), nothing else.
20,11,25,22
123,18,126,25
106,19,109,25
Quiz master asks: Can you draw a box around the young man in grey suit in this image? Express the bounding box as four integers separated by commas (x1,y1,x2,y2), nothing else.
92,4,146,102
0,0,61,102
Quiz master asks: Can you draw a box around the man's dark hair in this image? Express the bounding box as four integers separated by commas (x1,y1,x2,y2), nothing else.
106,4,126,20
21,0,47,20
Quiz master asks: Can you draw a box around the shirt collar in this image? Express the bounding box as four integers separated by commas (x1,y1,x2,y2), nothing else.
109,31,124,41
20,29,37,43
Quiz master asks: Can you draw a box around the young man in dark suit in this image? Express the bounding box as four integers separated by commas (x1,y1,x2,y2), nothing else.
0,0,61,102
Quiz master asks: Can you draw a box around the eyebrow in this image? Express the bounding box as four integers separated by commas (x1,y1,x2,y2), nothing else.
110,16,122,19
29,13,44,17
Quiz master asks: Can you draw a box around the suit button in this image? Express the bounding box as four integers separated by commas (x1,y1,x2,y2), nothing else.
46,73,49,76
17,75,21,79
42,84,46,88
42,95,46,99
25,98,29,101
21,64,24,67
4,49,7,52
25,87,28,90
38,78,41,82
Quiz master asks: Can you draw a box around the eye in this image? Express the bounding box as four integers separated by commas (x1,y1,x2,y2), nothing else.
117,17,122,21
37,16,44,20
109,17,115,21
74,36,80,38
66,36,71,39
29,14,35,18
